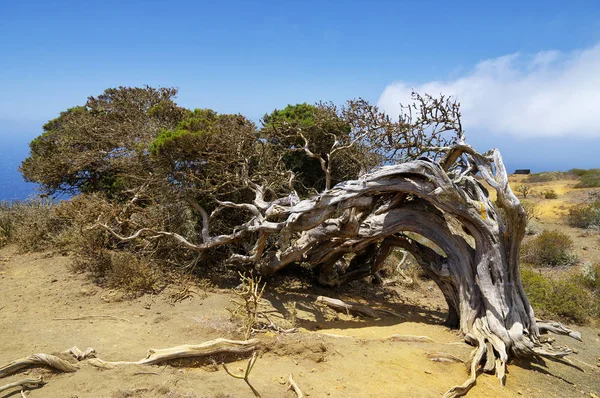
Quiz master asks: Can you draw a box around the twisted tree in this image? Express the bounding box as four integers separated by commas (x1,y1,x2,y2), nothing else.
24,88,580,396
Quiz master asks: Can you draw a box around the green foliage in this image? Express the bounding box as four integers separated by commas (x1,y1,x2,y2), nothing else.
569,168,588,177
520,230,578,267
261,103,367,193
20,86,186,197
575,168,600,188
581,261,600,290
526,171,572,183
520,267,597,324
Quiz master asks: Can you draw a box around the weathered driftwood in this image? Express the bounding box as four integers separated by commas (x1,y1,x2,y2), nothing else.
0,353,78,378
0,377,45,394
314,296,378,318
88,338,259,369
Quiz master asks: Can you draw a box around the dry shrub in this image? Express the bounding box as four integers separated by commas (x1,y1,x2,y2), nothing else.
105,251,162,292
520,230,578,267
542,189,558,199
0,199,66,251
567,196,600,229
520,200,541,223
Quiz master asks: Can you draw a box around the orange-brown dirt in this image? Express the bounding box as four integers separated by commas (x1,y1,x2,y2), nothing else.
0,176,599,397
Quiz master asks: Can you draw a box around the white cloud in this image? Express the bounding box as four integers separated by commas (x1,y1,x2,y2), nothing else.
377,44,600,138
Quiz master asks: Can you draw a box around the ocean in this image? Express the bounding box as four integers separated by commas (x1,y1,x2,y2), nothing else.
0,141,39,202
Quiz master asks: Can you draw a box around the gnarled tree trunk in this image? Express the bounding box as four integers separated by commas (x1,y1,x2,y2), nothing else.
99,144,578,396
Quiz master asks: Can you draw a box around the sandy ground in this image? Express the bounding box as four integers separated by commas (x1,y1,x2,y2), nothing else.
0,247,599,398
0,176,599,397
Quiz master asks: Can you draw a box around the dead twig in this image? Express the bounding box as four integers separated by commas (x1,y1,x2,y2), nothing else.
223,351,261,397
287,373,304,397
53,315,132,323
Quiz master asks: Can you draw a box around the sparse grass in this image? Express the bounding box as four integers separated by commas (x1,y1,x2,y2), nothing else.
520,230,578,267
0,199,67,251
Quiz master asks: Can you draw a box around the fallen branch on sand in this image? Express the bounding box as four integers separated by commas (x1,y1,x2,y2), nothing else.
53,315,132,323
314,296,378,318
87,338,259,369
0,353,78,378
0,377,45,394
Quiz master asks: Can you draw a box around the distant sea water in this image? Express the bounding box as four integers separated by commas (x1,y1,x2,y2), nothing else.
0,142,39,202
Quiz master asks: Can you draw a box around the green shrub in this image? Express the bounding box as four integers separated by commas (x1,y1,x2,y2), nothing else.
575,169,600,188
567,201,600,229
520,230,578,267
569,168,588,177
527,171,572,183
580,261,600,291
542,189,557,199
521,267,596,324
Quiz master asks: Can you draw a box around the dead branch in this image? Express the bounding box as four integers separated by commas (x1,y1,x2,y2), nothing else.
0,354,78,378
287,373,304,397
87,338,259,369
426,352,466,364
386,335,435,343
0,377,45,394
223,351,261,397
314,296,378,318
53,315,132,323
63,346,96,361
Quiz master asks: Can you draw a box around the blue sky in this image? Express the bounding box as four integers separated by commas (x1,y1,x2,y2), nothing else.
2,0,600,184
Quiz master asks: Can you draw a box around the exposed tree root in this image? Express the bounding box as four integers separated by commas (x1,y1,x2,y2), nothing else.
537,320,582,341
